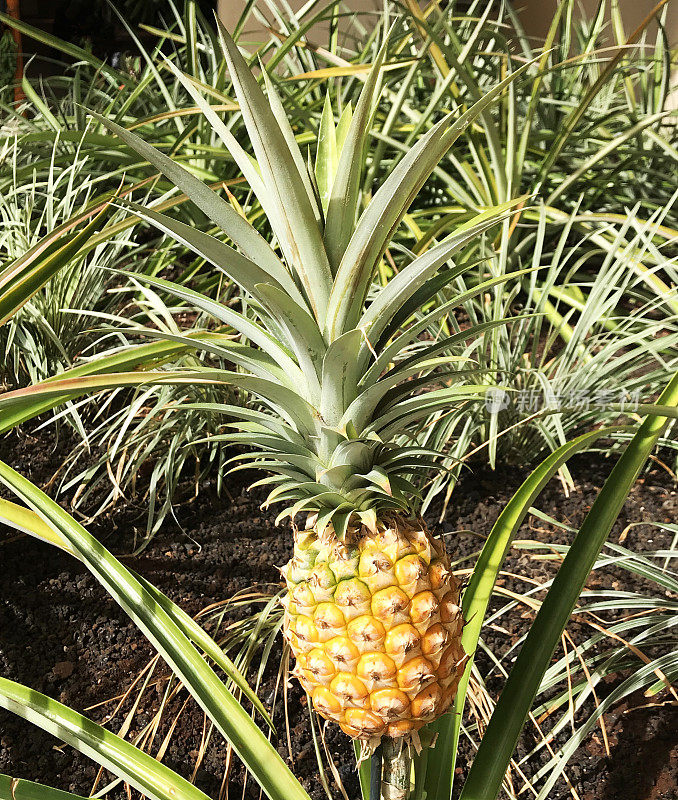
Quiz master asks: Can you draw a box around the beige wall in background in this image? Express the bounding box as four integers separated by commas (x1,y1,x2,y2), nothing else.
516,0,677,44
217,0,678,44
217,0,383,41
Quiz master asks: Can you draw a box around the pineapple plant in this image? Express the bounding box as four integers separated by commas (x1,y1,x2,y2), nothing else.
83,19,532,787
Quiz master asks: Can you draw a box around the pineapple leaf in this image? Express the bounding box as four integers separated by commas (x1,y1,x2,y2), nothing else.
375,256,490,346
255,283,327,404
382,316,533,378
119,199,305,305
180,403,306,445
320,329,364,427
0,370,318,440
216,20,333,319
105,269,303,381
85,110,285,281
345,364,475,433
335,102,353,153
315,94,338,216
213,432,314,458
324,57,539,340
323,37,388,272
161,59,272,204
368,267,540,381
213,375,317,437
371,385,495,437
260,65,322,225
375,370,495,416
358,201,526,346
361,467,392,495
113,327,294,387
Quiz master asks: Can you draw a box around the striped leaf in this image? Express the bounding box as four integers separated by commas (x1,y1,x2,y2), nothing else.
0,464,312,800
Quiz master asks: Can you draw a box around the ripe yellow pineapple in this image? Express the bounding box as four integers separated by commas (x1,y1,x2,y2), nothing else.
282,516,465,743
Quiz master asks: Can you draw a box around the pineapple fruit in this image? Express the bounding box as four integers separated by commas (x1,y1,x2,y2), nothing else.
93,21,528,749
283,516,465,742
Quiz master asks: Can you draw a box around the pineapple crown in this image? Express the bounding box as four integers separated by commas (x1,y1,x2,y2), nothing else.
92,22,531,539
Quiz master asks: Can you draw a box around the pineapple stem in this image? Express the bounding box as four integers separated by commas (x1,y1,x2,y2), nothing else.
370,742,383,800
381,737,411,800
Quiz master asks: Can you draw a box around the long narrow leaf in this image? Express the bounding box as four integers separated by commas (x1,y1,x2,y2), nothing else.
0,464,311,800
0,679,213,800
0,370,317,437
358,202,524,343
459,371,678,800
323,37,388,272
119,200,306,306
0,204,111,326
0,498,273,728
422,425,626,799
325,59,537,339
216,21,332,319
0,774,90,800
86,111,289,285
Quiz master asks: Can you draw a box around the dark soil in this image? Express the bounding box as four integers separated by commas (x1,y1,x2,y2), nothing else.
0,426,676,800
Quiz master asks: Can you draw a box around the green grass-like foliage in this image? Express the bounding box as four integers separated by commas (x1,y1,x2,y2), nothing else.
0,3,676,799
